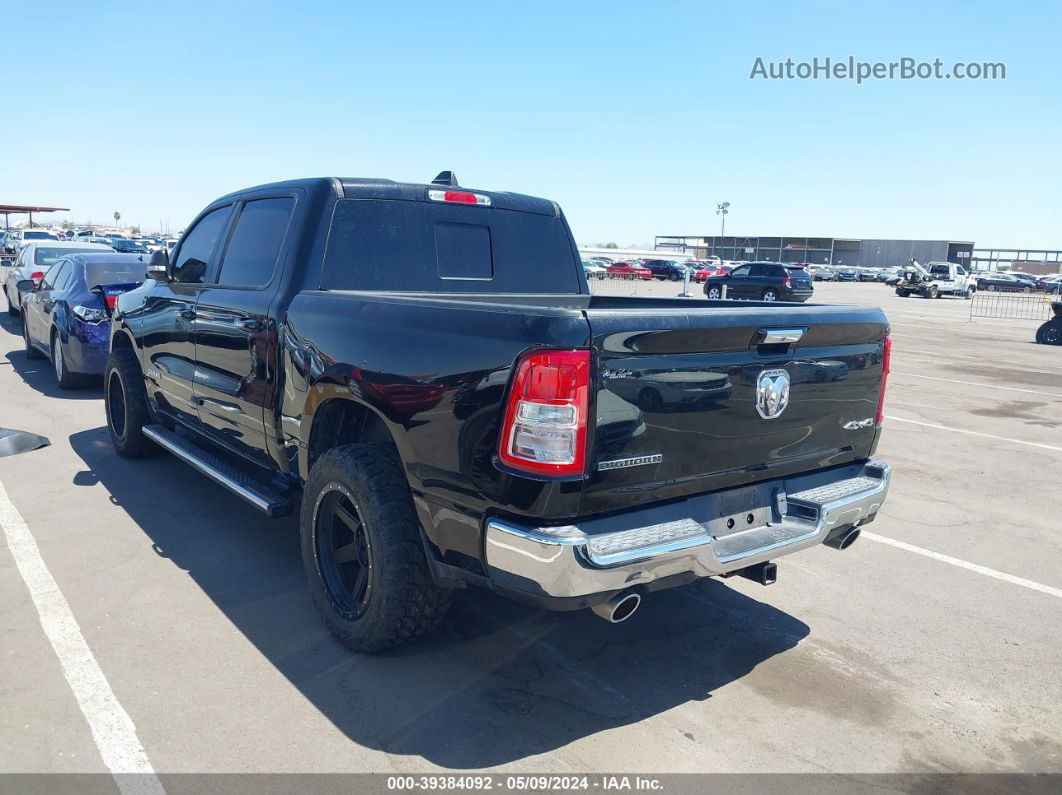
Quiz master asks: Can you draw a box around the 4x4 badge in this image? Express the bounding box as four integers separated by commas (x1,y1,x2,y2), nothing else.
756,369,790,419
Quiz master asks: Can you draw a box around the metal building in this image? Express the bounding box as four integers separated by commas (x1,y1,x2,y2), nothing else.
654,235,975,268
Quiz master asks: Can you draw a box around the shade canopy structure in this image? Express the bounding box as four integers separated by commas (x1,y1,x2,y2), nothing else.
0,204,70,229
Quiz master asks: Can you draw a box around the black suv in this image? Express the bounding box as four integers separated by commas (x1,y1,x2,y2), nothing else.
642,259,688,281
703,262,814,302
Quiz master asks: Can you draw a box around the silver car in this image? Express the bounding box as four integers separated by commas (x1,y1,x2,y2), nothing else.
3,240,113,316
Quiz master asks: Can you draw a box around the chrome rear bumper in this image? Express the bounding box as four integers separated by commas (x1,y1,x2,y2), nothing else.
485,459,889,600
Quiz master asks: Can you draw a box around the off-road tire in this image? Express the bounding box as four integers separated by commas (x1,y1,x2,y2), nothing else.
104,347,157,457
1035,321,1062,345
301,444,451,653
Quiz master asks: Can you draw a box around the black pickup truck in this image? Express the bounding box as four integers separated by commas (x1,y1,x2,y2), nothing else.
104,173,892,651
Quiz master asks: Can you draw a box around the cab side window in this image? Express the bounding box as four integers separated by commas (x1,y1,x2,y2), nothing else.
216,197,295,287
173,206,232,284
730,266,750,278
748,264,769,278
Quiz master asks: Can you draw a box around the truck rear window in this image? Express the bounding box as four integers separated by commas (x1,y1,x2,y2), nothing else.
322,199,580,293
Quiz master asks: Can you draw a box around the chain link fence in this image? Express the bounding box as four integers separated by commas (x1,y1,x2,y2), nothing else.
969,292,1056,321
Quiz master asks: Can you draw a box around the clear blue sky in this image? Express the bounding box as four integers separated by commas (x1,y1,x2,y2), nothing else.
3,0,1059,248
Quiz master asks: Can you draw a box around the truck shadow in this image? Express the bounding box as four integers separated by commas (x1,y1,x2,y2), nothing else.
70,425,810,769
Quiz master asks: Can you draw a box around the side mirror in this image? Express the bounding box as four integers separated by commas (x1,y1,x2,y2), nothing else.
146,249,171,281
16,279,37,294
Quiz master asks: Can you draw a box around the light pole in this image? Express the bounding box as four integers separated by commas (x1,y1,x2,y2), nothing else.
716,201,730,240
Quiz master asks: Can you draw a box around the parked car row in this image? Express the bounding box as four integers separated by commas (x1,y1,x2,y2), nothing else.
582,256,743,284
584,256,818,301
1036,275,1062,294
803,265,899,283
4,240,116,315
974,271,1062,293
3,245,147,388
2,227,179,259
582,257,689,281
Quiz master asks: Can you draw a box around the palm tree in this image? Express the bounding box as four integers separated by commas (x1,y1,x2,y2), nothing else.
114,211,121,226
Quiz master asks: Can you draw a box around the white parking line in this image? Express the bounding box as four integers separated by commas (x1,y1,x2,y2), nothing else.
0,478,164,795
863,531,1062,600
885,415,1062,453
891,371,1062,398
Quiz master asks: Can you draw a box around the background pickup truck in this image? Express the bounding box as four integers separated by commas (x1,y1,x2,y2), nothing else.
894,260,977,299
104,173,892,652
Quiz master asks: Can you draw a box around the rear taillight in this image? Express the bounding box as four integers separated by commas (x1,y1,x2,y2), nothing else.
876,336,892,425
498,349,590,477
30,271,44,287
427,189,491,206
783,276,792,288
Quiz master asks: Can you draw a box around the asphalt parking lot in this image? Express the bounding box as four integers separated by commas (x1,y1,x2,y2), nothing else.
1,281,1059,778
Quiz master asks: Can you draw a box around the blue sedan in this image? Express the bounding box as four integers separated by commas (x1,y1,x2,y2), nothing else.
20,253,144,388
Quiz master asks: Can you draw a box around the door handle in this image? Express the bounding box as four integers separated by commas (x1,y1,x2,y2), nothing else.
236,318,263,332
178,308,196,320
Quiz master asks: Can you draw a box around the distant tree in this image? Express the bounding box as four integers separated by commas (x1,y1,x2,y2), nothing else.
113,211,121,225
604,242,618,249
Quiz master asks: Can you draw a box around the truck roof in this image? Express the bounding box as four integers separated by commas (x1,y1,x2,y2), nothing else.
212,176,559,217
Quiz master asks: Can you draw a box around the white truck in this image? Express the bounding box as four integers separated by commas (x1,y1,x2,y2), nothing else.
895,260,976,299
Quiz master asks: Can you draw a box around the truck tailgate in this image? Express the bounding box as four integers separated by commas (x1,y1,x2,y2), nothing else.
582,298,889,515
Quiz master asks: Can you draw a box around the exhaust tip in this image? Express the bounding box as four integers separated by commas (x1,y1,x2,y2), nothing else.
591,591,642,623
825,526,861,550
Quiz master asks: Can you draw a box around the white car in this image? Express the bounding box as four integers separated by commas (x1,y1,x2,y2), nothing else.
806,265,836,281
9,228,61,252
582,259,608,279
3,240,113,316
